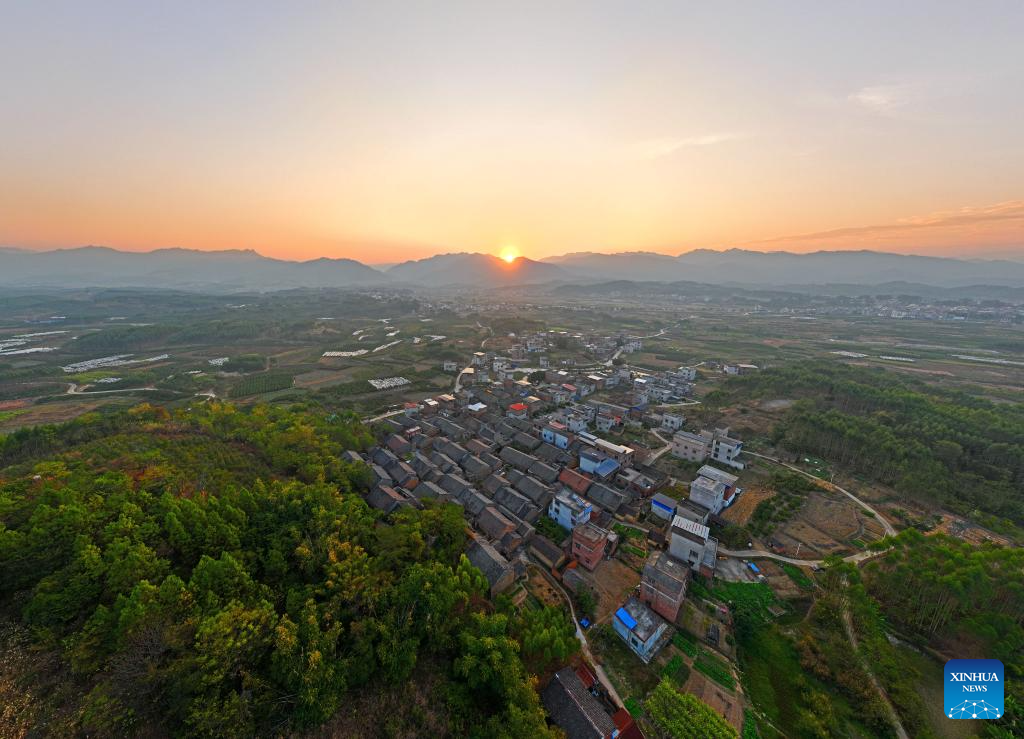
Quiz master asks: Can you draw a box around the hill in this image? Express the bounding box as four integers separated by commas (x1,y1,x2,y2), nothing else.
0,246,388,291
542,248,1024,287
0,403,559,737
387,252,568,287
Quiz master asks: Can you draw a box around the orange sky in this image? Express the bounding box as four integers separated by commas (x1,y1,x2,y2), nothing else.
1,3,1022,263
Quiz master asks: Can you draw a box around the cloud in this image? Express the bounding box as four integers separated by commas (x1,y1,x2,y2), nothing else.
631,132,747,160
848,84,912,114
748,200,1024,247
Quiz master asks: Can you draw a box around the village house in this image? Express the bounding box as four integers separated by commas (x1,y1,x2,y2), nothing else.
688,475,728,515
670,427,744,469
466,537,516,596
668,516,718,579
507,401,529,419
572,521,611,570
548,490,593,530
558,467,593,496
541,667,618,739
529,535,567,571
612,596,669,663
650,492,678,521
640,551,689,623
660,413,684,432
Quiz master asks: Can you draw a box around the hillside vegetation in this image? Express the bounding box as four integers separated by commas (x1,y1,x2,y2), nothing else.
707,361,1024,524
0,403,561,737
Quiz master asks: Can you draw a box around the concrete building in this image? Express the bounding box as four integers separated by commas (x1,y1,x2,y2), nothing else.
640,551,689,623
669,515,718,579
548,491,593,531
661,413,684,432
689,465,741,513
650,492,678,521
572,522,610,570
689,475,728,515
670,427,744,470
612,596,669,663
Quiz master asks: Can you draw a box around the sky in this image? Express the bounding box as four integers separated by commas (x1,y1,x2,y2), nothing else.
1,1,1022,264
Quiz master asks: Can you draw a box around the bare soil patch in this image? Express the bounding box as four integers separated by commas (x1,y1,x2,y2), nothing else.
573,559,641,625
721,486,774,526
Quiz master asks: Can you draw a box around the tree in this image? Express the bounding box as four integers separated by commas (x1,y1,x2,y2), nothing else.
513,605,579,673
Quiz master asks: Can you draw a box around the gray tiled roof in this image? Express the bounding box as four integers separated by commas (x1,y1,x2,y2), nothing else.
541,668,616,739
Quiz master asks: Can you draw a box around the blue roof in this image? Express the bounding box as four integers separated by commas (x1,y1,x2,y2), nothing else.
615,607,637,630
596,458,620,477
652,498,674,513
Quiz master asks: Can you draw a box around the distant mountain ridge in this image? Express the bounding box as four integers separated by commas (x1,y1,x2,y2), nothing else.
2,245,1024,291
541,248,1024,287
0,246,388,291
385,252,568,286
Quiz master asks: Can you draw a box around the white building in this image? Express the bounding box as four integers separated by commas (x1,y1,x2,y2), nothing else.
670,427,744,469
661,413,684,432
668,515,717,578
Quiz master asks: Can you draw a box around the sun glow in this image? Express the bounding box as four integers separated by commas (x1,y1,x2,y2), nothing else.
500,245,520,263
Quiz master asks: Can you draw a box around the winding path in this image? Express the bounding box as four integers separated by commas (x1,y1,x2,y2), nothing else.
527,561,625,711
839,575,909,739
743,450,896,537
66,382,158,395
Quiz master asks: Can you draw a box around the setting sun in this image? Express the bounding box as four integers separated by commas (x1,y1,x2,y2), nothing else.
500,246,520,263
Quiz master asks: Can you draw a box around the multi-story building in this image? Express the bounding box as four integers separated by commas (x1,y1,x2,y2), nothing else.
572,521,610,570
661,413,684,432
640,551,689,623
541,421,573,449
688,475,727,515
612,596,669,663
669,515,718,579
670,427,744,469
548,491,592,530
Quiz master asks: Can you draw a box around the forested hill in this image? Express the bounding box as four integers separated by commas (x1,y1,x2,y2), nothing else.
0,404,569,737
705,361,1024,526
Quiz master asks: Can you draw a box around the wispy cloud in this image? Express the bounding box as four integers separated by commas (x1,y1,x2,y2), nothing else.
631,132,747,160
747,200,1024,247
848,84,913,115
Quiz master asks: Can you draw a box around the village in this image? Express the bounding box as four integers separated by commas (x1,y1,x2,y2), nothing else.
345,328,779,737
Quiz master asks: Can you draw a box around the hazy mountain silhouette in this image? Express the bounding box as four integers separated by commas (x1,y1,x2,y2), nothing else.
541,248,1024,287
386,253,568,286
0,246,388,290
3,245,1024,291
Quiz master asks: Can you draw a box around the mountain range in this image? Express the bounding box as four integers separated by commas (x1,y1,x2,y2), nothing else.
2,245,1024,292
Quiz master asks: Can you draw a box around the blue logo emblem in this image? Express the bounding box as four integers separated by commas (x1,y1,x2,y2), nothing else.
945,659,1003,719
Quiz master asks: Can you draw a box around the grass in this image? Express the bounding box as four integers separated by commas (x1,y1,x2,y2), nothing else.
624,697,644,718
591,625,660,699
694,649,736,690
672,630,698,657
612,523,645,540
229,371,294,398
624,544,646,558
708,581,777,626
661,655,690,686
0,409,28,424
534,516,570,544
781,563,813,590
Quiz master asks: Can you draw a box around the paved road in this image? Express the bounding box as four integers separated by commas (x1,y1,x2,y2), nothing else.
66,382,158,395
743,450,896,537
362,408,406,423
648,429,673,462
